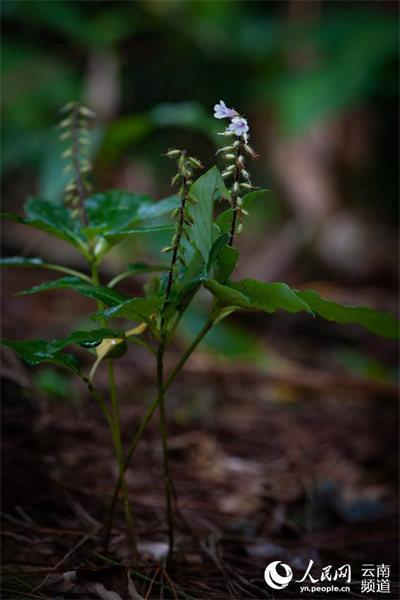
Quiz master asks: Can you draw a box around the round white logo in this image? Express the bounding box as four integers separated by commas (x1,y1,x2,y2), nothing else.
264,561,293,590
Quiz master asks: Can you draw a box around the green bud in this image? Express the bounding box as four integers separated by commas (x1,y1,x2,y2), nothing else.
60,148,73,159
237,223,244,235
188,157,203,169
165,149,181,158
171,207,180,219
171,173,181,186
59,131,72,141
177,256,186,266
79,106,96,119
161,246,173,253
183,228,191,242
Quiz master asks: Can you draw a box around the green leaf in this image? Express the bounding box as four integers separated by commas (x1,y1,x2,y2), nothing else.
207,233,230,270
204,279,400,339
214,244,239,283
104,223,175,244
189,166,230,263
0,257,47,268
93,295,165,324
0,256,92,283
1,338,81,375
204,279,313,315
295,290,400,340
83,190,179,239
216,189,269,234
1,198,89,256
48,328,119,352
16,277,129,306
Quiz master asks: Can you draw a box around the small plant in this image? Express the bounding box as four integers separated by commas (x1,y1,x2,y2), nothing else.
2,100,399,565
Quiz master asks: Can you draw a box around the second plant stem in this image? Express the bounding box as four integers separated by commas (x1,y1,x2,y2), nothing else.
157,339,174,556
91,261,137,559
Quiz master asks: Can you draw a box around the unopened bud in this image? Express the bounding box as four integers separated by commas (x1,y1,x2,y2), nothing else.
217,130,235,137
171,173,181,186
233,182,239,193
188,157,204,169
63,164,73,174
171,207,180,219
162,246,173,253
79,106,96,119
237,223,244,235
59,131,72,141
223,153,236,160
244,144,259,159
164,149,181,158
241,169,250,181
236,197,243,207
237,155,245,164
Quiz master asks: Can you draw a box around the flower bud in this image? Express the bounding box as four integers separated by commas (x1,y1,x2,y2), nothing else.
237,223,244,235
171,207,180,219
244,144,259,159
188,157,204,169
79,106,97,119
223,153,236,160
164,149,181,158
161,246,173,253
171,173,181,186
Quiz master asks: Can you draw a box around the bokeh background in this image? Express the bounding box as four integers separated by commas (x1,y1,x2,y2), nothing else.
1,1,399,598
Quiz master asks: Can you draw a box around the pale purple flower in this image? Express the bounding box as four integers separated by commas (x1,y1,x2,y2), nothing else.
228,116,249,136
214,100,238,120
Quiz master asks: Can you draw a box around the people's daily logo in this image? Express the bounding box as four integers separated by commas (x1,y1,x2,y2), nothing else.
264,561,293,590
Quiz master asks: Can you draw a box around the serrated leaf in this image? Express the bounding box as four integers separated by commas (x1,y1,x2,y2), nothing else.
93,295,165,324
188,166,230,263
204,279,313,315
82,191,179,240
16,277,128,306
216,189,269,233
1,198,89,256
1,339,81,375
205,279,400,339
295,290,400,340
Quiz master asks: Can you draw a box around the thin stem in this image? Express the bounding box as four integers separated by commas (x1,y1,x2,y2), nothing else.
91,262,137,557
107,360,138,561
157,340,174,556
103,315,214,552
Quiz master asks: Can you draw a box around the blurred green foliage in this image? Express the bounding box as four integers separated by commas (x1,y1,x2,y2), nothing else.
1,0,398,207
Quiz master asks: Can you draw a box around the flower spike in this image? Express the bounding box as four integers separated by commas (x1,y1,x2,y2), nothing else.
214,102,259,245
57,101,96,223
163,149,204,298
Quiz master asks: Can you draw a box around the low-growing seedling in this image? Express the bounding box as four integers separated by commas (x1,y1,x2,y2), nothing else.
2,100,399,563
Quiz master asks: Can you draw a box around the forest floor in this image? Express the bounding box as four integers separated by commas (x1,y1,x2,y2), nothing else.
1,270,399,600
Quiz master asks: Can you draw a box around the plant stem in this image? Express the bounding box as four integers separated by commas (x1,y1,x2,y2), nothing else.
103,315,214,552
91,262,137,557
107,360,138,561
157,340,174,556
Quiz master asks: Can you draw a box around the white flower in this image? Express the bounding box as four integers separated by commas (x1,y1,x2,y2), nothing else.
214,100,238,119
228,117,249,136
